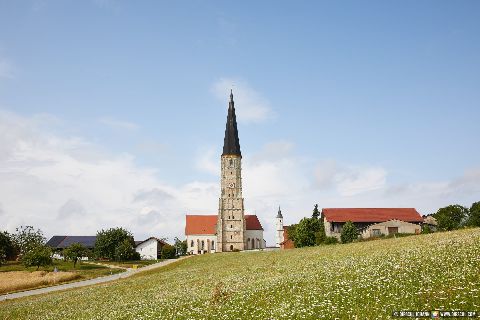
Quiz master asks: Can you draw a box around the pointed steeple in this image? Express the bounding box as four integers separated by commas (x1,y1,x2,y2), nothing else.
276,206,283,219
222,90,241,156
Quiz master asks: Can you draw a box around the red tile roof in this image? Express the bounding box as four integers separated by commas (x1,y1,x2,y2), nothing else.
245,215,264,230
185,214,263,235
322,208,423,223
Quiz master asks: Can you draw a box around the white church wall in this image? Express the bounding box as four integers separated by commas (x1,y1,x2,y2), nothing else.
187,235,217,255
245,230,265,250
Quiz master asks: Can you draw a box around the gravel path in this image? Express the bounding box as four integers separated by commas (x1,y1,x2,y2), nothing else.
0,256,191,302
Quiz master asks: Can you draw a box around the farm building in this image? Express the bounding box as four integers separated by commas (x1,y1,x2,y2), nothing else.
322,208,423,239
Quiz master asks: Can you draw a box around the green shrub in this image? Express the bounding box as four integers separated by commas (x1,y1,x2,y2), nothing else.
161,244,176,259
22,245,52,270
323,237,338,245
340,221,358,244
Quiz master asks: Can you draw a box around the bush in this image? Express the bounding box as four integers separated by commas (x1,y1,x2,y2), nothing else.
340,221,358,244
422,225,433,234
161,244,176,259
294,217,321,247
64,243,89,268
467,201,480,227
95,227,135,260
0,231,16,263
434,205,468,231
115,239,140,261
12,226,46,257
323,237,339,245
22,245,52,270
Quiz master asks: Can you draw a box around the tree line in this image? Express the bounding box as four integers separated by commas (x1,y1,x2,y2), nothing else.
0,226,185,269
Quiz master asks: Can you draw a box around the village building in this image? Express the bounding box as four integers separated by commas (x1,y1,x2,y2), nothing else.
185,214,265,254
422,214,438,231
134,237,167,260
276,207,424,248
275,207,295,249
322,208,423,239
47,235,167,260
184,91,266,254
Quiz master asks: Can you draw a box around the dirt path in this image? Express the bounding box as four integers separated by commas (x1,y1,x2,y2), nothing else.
0,256,191,302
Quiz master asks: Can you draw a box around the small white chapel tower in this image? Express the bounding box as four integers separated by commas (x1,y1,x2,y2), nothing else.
275,206,284,247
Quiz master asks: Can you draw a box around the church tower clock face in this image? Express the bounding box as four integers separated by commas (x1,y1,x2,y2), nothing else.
216,90,245,252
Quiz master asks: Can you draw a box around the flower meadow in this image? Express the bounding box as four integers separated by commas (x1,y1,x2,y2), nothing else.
1,228,479,319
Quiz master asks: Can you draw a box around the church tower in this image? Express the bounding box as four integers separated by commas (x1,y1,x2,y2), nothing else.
217,90,246,252
275,206,284,247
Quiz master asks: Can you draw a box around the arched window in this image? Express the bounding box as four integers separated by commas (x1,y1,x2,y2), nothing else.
230,225,233,228
247,238,250,249
230,235,233,239
230,245,234,251
190,240,194,248
212,241,215,249
251,238,255,249
232,215,234,219
229,159,233,166
201,240,205,250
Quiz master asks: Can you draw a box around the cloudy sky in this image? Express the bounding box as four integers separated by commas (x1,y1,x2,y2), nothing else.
0,1,479,245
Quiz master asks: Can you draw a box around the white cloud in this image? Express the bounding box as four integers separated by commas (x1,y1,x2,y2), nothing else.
335,166,387,196
0,110,214,242
212,78,274,124
196,147,219,176
1,109,478,247
98,117,139,130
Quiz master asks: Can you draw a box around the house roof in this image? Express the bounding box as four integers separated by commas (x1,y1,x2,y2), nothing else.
135,237,168,247
185,214,263,235
322,208,423,223
46,236,97,249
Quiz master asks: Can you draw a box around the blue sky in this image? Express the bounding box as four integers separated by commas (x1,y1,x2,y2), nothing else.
0,1,479,244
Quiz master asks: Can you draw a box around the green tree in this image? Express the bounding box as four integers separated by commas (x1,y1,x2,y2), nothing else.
22,245,52,270
161,244,176,259
312,204,320,219
94,227,135,260
63,243,88,268
315,218,326,245
12,226,46,256
340,221,358,244
174,237,187,256
434,205,468,231
467,201,480,227
0,231,16,263
294,217,321,247
114,238,140,261
286,224,297,245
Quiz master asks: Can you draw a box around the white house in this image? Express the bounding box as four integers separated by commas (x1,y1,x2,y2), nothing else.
135,237,168,260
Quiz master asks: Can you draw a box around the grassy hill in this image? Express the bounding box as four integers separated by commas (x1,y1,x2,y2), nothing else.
1,228,479,319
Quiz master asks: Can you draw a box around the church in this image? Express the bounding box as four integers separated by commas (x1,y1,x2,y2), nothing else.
185,91,266,254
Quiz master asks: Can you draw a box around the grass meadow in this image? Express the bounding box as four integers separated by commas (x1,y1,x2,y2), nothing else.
0,260,124,294
0,228,479,319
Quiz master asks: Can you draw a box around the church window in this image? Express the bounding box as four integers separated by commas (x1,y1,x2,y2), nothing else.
230,235,233,239
190,240,194,248
201,240,205,250
230,225,233,228
229,159,233,166
232,215,234,219
230,245,233,251
212,241,215,249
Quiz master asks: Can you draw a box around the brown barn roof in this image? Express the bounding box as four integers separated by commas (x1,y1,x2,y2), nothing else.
185,214,263,235
322,208,423,223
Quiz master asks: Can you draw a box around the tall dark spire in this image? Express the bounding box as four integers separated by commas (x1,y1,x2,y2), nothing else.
222,90,241,156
